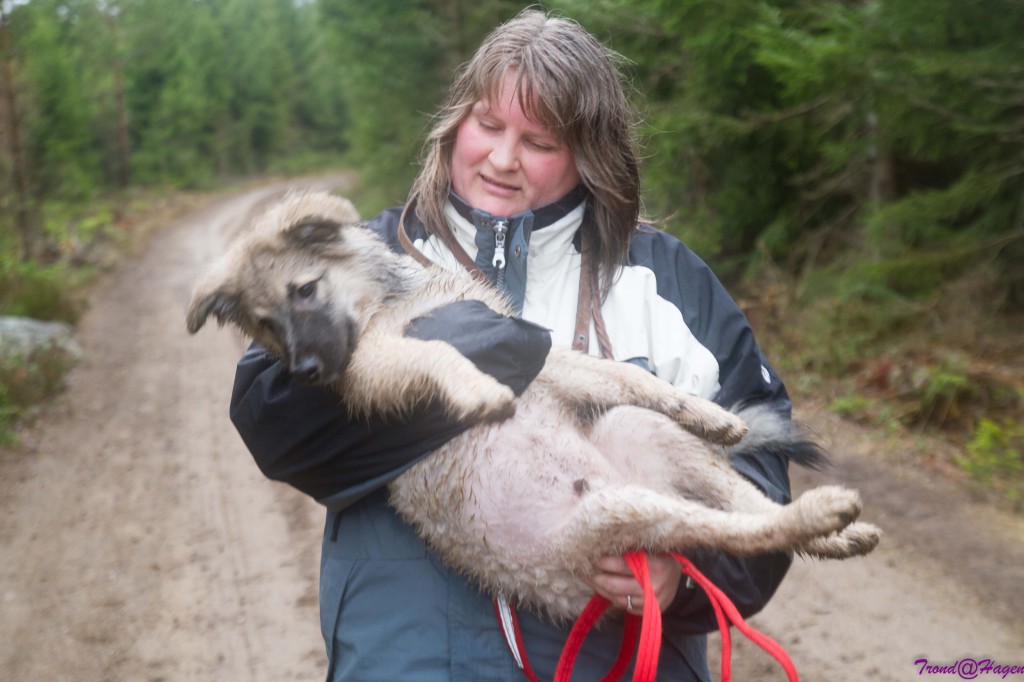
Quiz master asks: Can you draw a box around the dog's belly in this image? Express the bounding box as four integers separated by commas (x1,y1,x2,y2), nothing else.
388,390,623,617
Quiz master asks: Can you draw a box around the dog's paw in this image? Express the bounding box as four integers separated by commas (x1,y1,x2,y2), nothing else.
841,521,882,555
793,485,863,536
798,521,882,559
674,398,748,445
448,377,516,424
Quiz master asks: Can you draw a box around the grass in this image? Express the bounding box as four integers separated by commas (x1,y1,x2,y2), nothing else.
0,344,78,446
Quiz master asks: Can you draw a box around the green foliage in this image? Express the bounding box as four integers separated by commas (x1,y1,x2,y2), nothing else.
0,345,77,446
797,293,918,377
318,0,526,212
827,394,904,435
847,246,986,300
554,0,1024,283
318,0,436,209
866,170,1012,254
557,0,845,268
0,0,349,206
3,0,1020,265
131,1,222,187
0,257,83,324
40,199,116,248
17,0,104,200
122,0,341,186
829,395,880,422
783,257,921,375
960,419,1024,507
908,360,976,429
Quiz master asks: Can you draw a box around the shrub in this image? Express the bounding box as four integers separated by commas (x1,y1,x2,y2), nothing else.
0,257,84,324
906,361,977,430
828,395,878,423
0,344,77,445
959,419,1024,508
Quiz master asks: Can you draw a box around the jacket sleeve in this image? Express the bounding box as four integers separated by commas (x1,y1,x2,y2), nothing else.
230,299,551,509
633,228,795,635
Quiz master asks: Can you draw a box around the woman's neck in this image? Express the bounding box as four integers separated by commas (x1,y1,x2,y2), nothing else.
448,185,588,231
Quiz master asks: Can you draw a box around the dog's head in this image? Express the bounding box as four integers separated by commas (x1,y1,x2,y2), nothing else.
186,190,373,386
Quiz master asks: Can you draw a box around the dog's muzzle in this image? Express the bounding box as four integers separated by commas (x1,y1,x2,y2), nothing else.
285,308,355,386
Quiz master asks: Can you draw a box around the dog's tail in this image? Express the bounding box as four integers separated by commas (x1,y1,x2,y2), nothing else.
728,403,829,470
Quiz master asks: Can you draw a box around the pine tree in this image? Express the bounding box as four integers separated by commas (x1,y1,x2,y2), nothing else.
559,0,1024,288
317,0,525,211
18,0,103,200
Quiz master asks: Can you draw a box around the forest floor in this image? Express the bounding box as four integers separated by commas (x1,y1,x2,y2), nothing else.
1,178,1021,681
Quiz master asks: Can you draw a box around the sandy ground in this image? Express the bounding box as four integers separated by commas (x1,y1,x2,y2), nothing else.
1,180,1021,681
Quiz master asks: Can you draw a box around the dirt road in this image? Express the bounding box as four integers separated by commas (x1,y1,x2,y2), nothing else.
1,182,1021,681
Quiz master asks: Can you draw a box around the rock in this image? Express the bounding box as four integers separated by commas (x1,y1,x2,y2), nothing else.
0,316,83,360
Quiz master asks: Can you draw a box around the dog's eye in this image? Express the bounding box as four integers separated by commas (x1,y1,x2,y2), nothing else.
289,273,323,302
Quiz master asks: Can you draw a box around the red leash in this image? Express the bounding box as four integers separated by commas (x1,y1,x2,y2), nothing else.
668,552,798,682
498,551,799,682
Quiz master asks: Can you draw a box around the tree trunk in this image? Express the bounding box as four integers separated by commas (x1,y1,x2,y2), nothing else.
108,11,130,190
0,9,36,261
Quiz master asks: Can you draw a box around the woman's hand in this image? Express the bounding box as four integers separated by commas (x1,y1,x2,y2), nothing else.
585,553,683,614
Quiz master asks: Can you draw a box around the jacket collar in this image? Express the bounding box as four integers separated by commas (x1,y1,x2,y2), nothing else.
443,187,588,316
447,185,589,231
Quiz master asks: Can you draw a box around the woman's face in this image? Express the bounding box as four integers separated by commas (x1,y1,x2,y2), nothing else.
451,71,581,217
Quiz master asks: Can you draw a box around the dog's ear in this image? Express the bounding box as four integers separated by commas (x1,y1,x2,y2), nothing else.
186,275,242,334
278,193,360,251
285,218,344,248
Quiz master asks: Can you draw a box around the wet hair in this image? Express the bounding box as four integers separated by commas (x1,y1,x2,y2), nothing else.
410,8,641,295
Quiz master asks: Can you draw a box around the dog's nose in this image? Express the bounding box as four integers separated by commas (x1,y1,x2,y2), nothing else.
291,356,323,384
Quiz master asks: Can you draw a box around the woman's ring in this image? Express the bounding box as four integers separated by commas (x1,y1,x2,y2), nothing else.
627,595,633,611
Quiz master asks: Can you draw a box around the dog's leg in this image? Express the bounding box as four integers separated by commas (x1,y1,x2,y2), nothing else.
342,334,516,422
581,406,868,557
539,348,746,445
796,522,882,559
555,482,862,564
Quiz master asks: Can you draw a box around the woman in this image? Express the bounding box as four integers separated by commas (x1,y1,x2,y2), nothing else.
231,9,796,681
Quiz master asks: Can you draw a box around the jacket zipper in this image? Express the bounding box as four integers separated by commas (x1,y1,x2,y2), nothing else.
491,218,509,290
